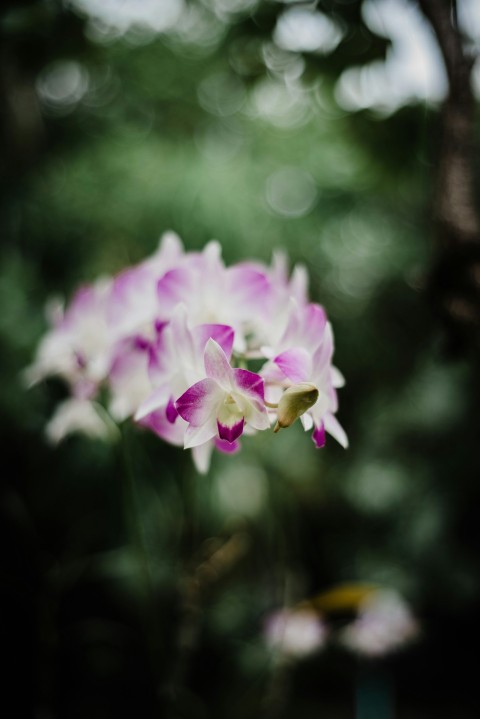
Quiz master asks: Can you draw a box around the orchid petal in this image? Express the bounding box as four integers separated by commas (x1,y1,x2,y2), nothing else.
139,407,185,446
184,418,218,449
227,266,270,310
194,324,234,360
244,402,271,431
281,302,326,353
156,230,183,260
331,366,346,388
217,417,245,443
135,385,170,421
300,412,314,431
204,339,233,390
312,422,326,448
274,348,312,384
176,378,223,426
169,304,196,363
156,269,192,315
232,368,265,404
215,437,241,454
324,413,349,449
311,323,334,383
290,263,309,304
191,441,213,474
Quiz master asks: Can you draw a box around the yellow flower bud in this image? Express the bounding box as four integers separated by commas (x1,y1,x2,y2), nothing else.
274,382,319,432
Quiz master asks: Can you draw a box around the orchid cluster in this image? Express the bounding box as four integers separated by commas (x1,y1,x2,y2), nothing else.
27,232,347,472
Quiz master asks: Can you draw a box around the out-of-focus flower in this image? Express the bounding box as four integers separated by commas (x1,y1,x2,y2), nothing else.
45,398,112,444
28,232,347,471
25,278,112,397
340,590,419,657
264,607,328,659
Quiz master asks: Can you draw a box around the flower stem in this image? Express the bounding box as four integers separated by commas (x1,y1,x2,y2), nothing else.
120,425,161,680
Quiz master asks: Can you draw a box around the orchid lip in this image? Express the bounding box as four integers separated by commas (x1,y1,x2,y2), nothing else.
312,422,326,448
217,417,245,443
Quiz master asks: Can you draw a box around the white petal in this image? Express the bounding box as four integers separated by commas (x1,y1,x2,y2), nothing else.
324,412,348,448
245,402,271,431
184,418,217,449
331,366,346,388
191,441,214,474
204,338,233,390
300,412,314,431
134,385,169,421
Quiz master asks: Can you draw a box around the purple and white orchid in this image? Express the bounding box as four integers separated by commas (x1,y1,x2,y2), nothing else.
28,232,348,472
176,338,270,448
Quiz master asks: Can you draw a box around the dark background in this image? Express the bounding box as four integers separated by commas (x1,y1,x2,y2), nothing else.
2,0,480,716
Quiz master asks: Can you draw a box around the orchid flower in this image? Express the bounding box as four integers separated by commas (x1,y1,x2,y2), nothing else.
176,338,270,448
25,278,112,398
262,317,348,450
134,305,234,423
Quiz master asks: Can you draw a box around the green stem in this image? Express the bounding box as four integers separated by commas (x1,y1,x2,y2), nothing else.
120,425,161,680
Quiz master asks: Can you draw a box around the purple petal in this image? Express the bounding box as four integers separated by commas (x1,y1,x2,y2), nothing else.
232,368,265,403
305,303,327,333
312,422,326,448
166,396,178,424
215,437,241,454
274,348,312,384
156,268,192,315
204,339,233,389
139,408,185,446
282,302,327,353
194,324,234,360
107,266,157,331
176,378,222,426
227,266,270,311
217,417,245,443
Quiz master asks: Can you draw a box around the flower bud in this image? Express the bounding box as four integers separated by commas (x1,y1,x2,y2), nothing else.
274,382,319,432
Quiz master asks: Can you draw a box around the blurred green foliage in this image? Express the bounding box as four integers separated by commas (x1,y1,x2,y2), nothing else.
1,1,480,717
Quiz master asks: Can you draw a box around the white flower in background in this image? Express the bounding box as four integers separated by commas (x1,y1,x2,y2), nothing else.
340,590,419,657
45,398,112,444
264,607,328,659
